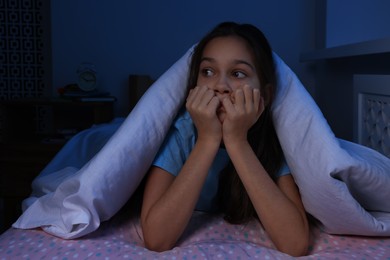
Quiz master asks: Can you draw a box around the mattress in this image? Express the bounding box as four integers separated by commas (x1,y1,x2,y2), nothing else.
1,210,389,259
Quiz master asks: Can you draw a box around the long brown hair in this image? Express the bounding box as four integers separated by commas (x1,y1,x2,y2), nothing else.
187,22,283,224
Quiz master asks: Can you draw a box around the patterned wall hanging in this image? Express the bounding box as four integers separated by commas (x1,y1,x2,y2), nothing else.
0,0,51,141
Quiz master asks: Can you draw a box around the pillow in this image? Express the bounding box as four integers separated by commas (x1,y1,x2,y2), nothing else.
14,46,390,238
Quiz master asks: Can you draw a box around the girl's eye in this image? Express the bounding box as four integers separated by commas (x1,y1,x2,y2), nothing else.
201,68,214,77
232,71,247,79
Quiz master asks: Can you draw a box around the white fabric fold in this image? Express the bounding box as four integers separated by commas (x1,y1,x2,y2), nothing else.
13,47,192,238
13,47,390,238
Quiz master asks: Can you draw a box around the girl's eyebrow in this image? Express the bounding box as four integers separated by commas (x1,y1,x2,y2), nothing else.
200,57,215,63
200,57,255,71
234,59,255,71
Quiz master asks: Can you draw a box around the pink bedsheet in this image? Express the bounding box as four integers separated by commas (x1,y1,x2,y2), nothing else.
1,212,390,259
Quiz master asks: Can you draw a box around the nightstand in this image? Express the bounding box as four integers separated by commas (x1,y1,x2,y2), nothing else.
0,98,115,233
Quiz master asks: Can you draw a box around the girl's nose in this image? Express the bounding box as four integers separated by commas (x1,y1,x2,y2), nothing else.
212,76,231,94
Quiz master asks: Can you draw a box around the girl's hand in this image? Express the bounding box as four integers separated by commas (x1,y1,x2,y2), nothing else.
222,85,264,144
186,86,222,143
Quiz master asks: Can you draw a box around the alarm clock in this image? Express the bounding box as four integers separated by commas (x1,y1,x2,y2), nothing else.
77,62,97,91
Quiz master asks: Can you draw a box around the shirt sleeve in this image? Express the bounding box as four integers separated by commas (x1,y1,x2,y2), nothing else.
275,158,291,178
152,110,195,177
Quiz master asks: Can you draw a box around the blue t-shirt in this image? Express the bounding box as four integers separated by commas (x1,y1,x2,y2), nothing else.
153,109,290,212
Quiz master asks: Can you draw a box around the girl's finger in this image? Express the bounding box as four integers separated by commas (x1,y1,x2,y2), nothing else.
222,97,235,114
188,86,209,108
253,88,261,111
186,86,199,104
208,96,221,111
243,85,254,110
198,87,216,108
234,88,245,107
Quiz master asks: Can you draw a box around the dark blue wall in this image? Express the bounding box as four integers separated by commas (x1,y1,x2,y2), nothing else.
51,0,316,115
326,0,390,47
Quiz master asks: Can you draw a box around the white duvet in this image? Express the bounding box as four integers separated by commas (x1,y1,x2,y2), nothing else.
13,47,390,239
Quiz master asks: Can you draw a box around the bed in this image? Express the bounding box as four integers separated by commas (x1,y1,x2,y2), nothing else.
1,207,390,259
1,47,390,259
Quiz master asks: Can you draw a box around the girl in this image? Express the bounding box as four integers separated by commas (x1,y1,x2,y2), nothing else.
140,22,309,256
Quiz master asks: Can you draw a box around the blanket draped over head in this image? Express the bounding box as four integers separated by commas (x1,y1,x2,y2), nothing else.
13,47,390,239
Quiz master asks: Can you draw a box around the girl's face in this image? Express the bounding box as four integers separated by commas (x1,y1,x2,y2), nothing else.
196,36,261,122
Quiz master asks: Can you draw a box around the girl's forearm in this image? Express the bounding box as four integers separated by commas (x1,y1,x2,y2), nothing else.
141,139,220,252
224,140,309,256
